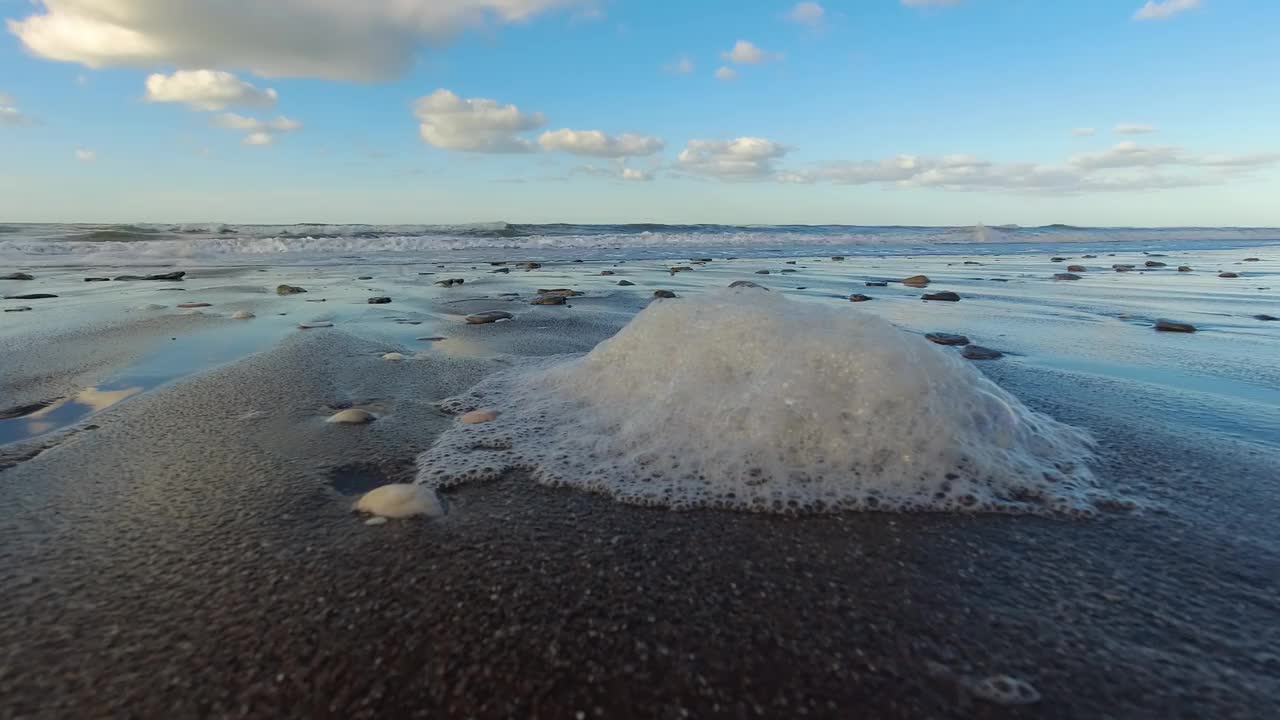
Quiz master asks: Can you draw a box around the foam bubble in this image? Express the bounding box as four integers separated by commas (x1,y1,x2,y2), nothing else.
418,289,1102,514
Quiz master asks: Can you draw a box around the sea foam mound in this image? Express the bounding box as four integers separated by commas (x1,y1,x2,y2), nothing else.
416,289,1104,515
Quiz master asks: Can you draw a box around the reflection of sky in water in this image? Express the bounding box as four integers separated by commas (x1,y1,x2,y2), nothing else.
2,385,143,442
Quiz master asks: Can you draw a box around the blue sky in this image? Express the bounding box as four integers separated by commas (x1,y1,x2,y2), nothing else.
1,0,1277,225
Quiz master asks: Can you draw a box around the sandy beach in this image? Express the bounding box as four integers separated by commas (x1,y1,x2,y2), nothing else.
2,245,1279,718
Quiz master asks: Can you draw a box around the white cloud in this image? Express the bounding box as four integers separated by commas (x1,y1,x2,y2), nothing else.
572,163,652,182
721,40,781,65
144,70,277,111
715,66,738,81
1115,123,1156,135
538,129,664,157
75,148,96,162
787,2,825,28
1070,142,1183,170
7,0,593,81
1134,0,1202,20
213,112,302,146
621,167,652,182
677,137,789,179
0,93,33,127
1071,127,1097,137
413,89,544,153
664,55,694,74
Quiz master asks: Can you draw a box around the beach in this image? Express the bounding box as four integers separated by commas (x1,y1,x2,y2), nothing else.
2,233,1279,717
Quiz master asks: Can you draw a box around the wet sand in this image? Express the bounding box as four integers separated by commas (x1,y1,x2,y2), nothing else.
2,249,1279,717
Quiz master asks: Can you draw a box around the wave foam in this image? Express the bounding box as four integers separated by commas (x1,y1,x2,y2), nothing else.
415,288,1105,515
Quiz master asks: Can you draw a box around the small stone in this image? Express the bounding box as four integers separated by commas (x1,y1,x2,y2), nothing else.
617,280,635,286
1,273,34,280
600,270,615,276
231,310,255,320
962,345,1003,360
754,270,771,275
364,517,388,526
417,336,447,341
4,306,32,312
785,261,796,265
491,268,511,274
382,352,406,361
298,321,333,329
460,409,500,424
1145,261,1166,268
536,288,583,297
176,302,211,308
848,294,872,302
922,291,960,302
970,675,1040,706
327,409,375,424
691,258,713,263
963,261,982,265
367,296,392,304
902,275,930,287
653,290,676,299
144,271,186,281
357,276,373,280
531,294,567,305
1066,265,1086,272
925,332,970,346
1254,314,1277,321
865,281,888,287
669,266,693,275
831,256,846,261
354,484,442,518
1113,264,1135,269
1054,273,1082,281
730,281,769,290
1243,257,1261,261
1114,266,1132,273
1154,319,1196,333
517,262,542,270
1178,266,1193,272
435,278,465,287
4,293,57,300
84,277,110,282
465,310,514,324
276,284,307,295
305,298,326,302
1051,257,1067,262
1219,272,1239,278
1083,254,1097,258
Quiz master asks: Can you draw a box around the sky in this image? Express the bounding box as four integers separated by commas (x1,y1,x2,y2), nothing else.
1,0,1278,226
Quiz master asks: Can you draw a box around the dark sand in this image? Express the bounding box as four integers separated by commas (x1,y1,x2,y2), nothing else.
2,253,1279,718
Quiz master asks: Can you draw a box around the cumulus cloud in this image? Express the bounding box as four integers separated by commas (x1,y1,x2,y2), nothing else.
1134,0,1201,20
1072,127,1097,137
0,93,34,126
1069,142,1183,170
571,163,653,182
621,167,652,182
213,112,302,145
787,2,825,28
714,66,738,81
75,148,96,162
144,70,277,111
677,137,789,179
413,89,544,153
664,56,694,74
7,0,593,81
721,40,781,65
538,129,664,157
1115,123,1156,135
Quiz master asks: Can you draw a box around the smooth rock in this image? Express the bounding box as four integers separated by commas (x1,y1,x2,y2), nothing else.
84,277,110,282
1,273,34,280
1082,254,1097,258
177,302,211,308
962,345,1003,360
848,294,872,302
963,261,982,265
1050,257,1067,262
729,281,768,290
922,291,960,301
536,288,583,297
230,311,255,320
617,280,635,286
1145,261,1166,268
670,266,693,274
298,321,334,329
4,293,57,300
358,275,373,280
435,278,465,287
1066,265,1086,272
653,290,677,299
1114,266,1132,273
902,275,930,287
517,262,542,270
865,281,888,287
276,284,307,295
1113,264,1136,269
465,310,514,324
1054,273,1082,281
460,409,500,424
327,408,375,424
354,484,442,519
4,306,32,312
1154,319,1196,333
491,268,511,274
382,352,406,361
530,294,567,305
364,517,388,526
830,256,846,261
367,296,392,304
1243,257,1261,261
417,336,447,341
1219,272,1239,278
1253,314,1277,321
600,270,616,276
754,270,771,275
925,332,970,346
1178,266,1193,272
691,258,713,263
145,271,186,281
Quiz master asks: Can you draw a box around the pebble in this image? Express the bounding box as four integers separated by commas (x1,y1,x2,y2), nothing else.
922,291,961,302
382,353,406,361
276,284,307,295
145,271,186,281
4,293,57,300
364,517,388,526
1113,264,1135,269
367,297,392,304
691,257,713,263
617,280,635,286
417,336,447,341
84,277,110,282
354,484,442,518
1243,257,1260,261
1178,266,1193,272
1154,319,1196,333
600,270,615,276
465,310,514,324
653,290,677,299
831,256,845,261
1254,314,1277,321
963,261,982,265
305,299,326,302
1066,265,1086,272
298,321,334,329
1051,257,1067,262
358,276,373,280
729,281,768,290
530,294,567,305
4,306,32,312
969,675,1041,706
517,262,542,270
865,281,888,287
231,311,255,320
754,270,771,275
925,332,970,346
1,273,34,280
1114,266,1132,273
176,302,211,308
460,409,500,424
1054,273,1082,281
962,345,1003,360
491,268,511,274
1219,272,1239,278
902,275,930,287
327,409,375,424
536,288,584,297
848,294,872,302
669,266,693,275
435,278,465,287
1145,261,1166,268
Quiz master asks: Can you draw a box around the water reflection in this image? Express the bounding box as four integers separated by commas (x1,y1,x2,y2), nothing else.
0,385,142,444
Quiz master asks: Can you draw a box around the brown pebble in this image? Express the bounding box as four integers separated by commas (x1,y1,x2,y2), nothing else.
962,345,1003,360
1154,319,1196,333
922,291,960,302
460,409,500,424
902,275,930,287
